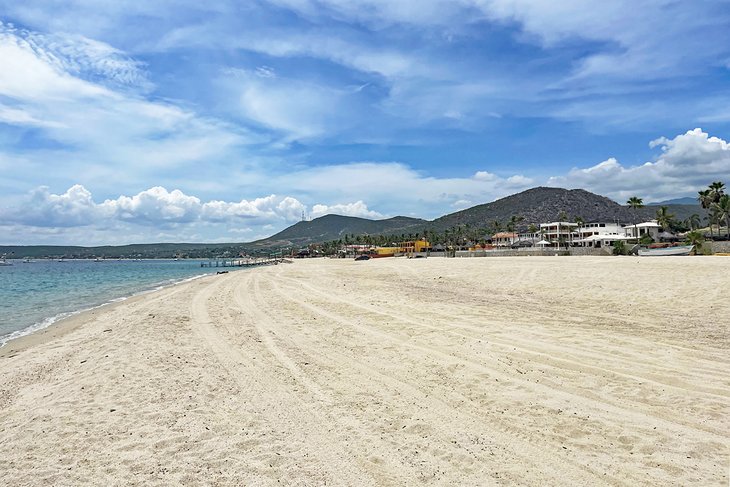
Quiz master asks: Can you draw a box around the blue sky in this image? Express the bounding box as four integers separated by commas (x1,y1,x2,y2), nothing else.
1,0,729,244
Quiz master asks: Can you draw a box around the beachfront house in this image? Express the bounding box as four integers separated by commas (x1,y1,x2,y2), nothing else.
491,232,518,247
539,222,578,247
623,220,661,241
574,222,630,248
514,231,540,247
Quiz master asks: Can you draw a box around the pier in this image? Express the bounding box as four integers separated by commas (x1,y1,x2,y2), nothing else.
200,257,291,268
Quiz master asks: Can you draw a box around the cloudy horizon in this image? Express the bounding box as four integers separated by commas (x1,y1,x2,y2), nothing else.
1,2,729,245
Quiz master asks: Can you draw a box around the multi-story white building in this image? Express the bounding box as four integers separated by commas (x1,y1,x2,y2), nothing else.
539,222,578,247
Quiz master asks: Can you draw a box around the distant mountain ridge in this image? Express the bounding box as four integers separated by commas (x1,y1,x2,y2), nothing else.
647,197,697,205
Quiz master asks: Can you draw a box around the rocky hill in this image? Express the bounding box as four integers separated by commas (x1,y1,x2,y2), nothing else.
425,187,703,231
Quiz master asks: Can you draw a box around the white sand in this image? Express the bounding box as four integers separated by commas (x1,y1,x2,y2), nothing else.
0,256,728,486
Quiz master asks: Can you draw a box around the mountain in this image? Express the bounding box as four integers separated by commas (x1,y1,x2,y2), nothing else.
253,187,707,247
423,187,705,232
250,215,427,248
426,187,634,230
648,197,697,205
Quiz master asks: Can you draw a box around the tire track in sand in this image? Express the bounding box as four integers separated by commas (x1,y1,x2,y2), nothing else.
188,271,375,485
263,270,727,483
274,272,729,438
252,269,629,486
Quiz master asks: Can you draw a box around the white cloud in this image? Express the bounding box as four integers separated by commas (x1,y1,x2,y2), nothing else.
0,185,306,230
227,69,347,139
548,128,730,201
473,171,498,181
108,187,202,224
0,22,252,193
279,162,534,217
201,195,305,222
311,201,384,219
13,185,103,227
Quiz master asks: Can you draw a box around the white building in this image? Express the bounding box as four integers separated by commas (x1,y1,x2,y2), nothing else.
575,222,629,248
539,222,578,247
623,220,662,241
515,231,540,246
491,232,518,247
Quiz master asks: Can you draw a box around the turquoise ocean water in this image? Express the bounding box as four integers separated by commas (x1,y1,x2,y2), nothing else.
0,259,220,347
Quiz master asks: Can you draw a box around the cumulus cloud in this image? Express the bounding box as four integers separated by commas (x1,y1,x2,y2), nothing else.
109,187,202,224
201,195,305,222
548,128,730,201
10,185,103,227
310,201,384,219
0,185,306,229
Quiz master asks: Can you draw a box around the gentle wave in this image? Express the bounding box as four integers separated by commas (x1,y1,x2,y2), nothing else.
0,271,214,348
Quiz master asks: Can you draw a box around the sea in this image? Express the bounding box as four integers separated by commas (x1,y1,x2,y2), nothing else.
0,259,221,347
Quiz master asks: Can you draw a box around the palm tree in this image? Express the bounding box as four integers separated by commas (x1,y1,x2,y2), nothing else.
627,196,644,241
685,230,705,252
655,205,675,231
573,216,584,244
698,188,713,206
684,213,701,231
712,194,730,238
698,189,714,238
709,181,726,200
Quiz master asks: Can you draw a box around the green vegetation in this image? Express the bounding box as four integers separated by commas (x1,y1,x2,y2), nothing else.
698,181,727,238
684,230,705,251
655,205,675,230
612,240,628,255
626,196,644,243
713,194,730,239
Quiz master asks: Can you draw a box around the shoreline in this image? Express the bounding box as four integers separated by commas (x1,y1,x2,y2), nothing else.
0,271,217,356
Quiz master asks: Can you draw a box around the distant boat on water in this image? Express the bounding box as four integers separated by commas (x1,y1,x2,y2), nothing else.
638,245,694,256
0,254,12,266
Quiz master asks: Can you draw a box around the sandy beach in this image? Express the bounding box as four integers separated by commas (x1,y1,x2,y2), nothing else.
0,256,728,486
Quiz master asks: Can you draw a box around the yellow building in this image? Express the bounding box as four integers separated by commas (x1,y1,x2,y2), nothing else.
399,240,430,253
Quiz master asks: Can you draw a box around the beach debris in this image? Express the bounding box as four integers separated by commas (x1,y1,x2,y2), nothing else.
103,329,112,332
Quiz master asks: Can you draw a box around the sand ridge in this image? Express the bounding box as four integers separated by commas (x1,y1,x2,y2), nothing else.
0,256,728,485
